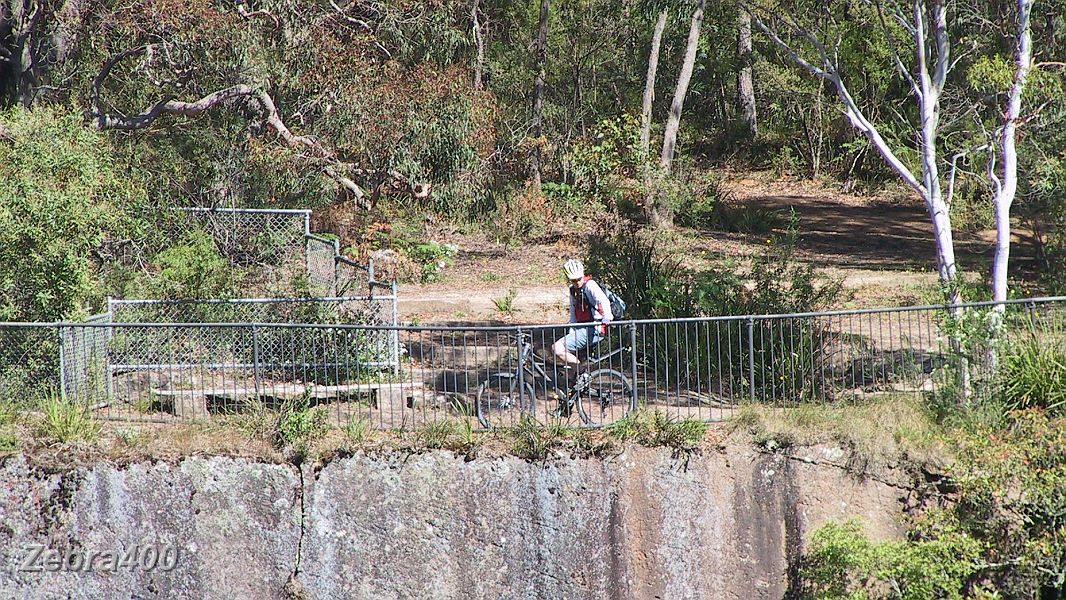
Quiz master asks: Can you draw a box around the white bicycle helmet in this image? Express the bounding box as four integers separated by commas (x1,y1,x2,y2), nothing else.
563,259,584,281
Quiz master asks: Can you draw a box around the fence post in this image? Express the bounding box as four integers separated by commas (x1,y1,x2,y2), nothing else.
515,327,526,419
331,239,341,297
390,281,400,376
105,297,114,401
628,322,638,409
252,324,262,400
57,325,67,399
747,316,756,403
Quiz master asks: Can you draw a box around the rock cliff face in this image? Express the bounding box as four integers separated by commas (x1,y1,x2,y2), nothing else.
0,445,905,600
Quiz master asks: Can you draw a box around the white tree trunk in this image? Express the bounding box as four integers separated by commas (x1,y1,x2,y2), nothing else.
660,0,706,172
472,0,485,90
737,8,757,139
640,10,668,156
991,0,1036,308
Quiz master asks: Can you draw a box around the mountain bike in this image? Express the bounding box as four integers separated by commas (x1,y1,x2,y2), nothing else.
475,331,635,429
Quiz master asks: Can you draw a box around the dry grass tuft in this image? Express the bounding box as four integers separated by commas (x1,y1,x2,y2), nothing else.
729,394,950,474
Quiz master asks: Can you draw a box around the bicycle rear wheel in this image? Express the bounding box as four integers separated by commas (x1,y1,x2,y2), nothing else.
573,369,634,427
476,374,535,429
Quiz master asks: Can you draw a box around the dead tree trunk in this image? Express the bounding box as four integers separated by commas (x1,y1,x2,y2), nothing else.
640,10,668,156
531,0,550,188
736,8,757,139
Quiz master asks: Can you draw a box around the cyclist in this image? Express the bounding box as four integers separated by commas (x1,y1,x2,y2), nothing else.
552,259,613,385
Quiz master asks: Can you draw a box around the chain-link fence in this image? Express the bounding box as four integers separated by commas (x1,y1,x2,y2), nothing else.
2,297,1061,430
180,207,310,268
108,295,399,372
181,208,380,297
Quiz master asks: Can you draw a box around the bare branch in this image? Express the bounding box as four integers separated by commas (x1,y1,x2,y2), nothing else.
749,16,827,78
327,0,392,59
91,45,151,118
874,1,919,97
946,142,989,207
328,0,372,31
748,8,925,195
235,0,280,29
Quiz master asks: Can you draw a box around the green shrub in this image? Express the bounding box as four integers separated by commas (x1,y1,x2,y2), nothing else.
510,414,566,460
492,288,518,315
999,323,1066,413
693,213,847,401
344,414,371,446
273,393,329,453
0,108,149,320
605,409,707,450
800,411,1066,598
668,173,731,230
0,428,17,452
717,205,784,234
585,227,694,319
0,398,19,426
147,229,239,299
38,393,99,443
418,419,459,449
801,519,982,600
405,242,458,283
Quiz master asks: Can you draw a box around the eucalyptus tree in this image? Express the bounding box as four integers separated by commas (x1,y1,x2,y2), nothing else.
640,6,669,155
736,7,757,138
748,0,1045,310
989,0,1036,308
660,0,706,173
745,1,1026,307
531,0,550,187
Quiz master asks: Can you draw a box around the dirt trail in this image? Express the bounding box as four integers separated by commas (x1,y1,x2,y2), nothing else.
398,173,1038,323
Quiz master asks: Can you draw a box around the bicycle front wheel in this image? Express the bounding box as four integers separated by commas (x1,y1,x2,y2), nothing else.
476,374,535,429
573,369,634,427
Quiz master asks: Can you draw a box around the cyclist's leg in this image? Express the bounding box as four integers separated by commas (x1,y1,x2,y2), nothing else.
552,328,584,365
553,328,591,404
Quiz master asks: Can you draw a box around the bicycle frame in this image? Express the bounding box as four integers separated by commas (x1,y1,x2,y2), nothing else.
513,333,629,400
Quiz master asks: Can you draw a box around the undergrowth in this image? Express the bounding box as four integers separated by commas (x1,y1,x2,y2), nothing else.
37,393,99,444
604,409,707,451
729,395,947,474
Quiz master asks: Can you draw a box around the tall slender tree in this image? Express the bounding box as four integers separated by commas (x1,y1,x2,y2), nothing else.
531,0,550,188
736,7,757,139
660,0,706,173
990,0,1036,309
640,9,669,155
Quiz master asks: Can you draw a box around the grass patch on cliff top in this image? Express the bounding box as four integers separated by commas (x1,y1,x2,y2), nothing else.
729,394,949,473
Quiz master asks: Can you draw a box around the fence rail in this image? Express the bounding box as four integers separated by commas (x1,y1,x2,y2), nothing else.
2,297,1063,430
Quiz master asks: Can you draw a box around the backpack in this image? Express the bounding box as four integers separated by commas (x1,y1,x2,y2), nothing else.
593,279,627,320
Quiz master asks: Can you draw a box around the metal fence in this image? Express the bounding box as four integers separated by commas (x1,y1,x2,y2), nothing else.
107,296,400,376
1,297,1063,430
180,207,382,297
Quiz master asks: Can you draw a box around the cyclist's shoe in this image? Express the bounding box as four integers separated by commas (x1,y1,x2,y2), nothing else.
550,399,573,419
574,372,591,388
